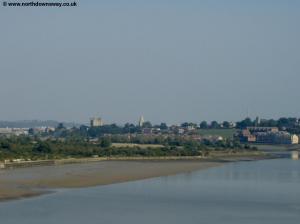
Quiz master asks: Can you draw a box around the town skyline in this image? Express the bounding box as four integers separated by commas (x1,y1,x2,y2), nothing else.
1,115,300,127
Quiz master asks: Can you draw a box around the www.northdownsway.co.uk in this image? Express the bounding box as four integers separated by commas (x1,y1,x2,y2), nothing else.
2,1,77,7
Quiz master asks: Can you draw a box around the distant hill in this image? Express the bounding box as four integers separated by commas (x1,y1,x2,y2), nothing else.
0,120,82,128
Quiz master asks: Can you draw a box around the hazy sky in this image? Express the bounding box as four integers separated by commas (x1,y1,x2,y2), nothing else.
1,0,299,125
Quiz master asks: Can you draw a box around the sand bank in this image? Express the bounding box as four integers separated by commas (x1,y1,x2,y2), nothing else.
0,151,273,202
0,160,221,201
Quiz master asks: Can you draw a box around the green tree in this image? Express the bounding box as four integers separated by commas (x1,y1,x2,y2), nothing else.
236,118,254,129
33,141,52,154
100,138,112,148
56,123,65,130
210,121,220,129
159,123,168,130
142,121,152,128
200,121,208,129
222,121,230,129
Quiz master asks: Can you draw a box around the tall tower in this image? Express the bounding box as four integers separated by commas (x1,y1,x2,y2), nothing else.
138,116,144,127
90,117,103,127
255,116,260,127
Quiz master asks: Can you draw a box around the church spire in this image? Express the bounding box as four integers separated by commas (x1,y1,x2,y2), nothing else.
138,116,144,127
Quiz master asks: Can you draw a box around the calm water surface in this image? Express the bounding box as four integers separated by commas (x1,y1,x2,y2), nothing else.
0,159,300,224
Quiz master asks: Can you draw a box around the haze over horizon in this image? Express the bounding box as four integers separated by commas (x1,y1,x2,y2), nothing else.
1,0,299,124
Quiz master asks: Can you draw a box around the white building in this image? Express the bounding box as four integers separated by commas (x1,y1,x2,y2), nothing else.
290,134,299,144
90,117,103,127
138,116,144,127
0,128,28,136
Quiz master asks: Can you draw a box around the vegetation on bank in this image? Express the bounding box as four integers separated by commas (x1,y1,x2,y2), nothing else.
0,135,257,161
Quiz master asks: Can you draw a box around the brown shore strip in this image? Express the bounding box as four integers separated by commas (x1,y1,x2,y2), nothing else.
0,154,273,202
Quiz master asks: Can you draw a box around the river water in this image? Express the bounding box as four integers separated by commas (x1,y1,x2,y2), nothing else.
0,158,300,224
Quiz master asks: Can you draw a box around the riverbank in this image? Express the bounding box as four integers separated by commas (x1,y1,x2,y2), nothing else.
0,153,272,202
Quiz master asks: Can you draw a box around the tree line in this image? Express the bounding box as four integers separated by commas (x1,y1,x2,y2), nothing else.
236,117,300,133
0,135,255,161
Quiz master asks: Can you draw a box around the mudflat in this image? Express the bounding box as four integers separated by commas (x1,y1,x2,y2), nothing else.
0,160,221,201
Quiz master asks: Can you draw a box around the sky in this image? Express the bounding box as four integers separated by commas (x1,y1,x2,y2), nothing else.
0,0,300,125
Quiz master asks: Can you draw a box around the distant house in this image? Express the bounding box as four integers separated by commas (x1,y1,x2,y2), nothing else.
238,127,298,145
186,125,195,131
238,129,256,142
152,128,161,134
142,128,153,135
255,132,273,144
177,128,185,135
0,128,28,137
272,132,298,145
254,131,298,145
229,122,236,128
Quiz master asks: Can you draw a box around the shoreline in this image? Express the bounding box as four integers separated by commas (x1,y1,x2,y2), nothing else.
0,155,274,202
0,151,272,169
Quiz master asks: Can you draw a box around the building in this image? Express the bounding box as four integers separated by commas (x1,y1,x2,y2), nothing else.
186,125,196,131
229,122,236,128
177,128,185,135
255,131,298,144
142,128,152,135
291,134,299,144
90,117,103,127
238,127,298,145
0,128,13,136
0,128,28,137
138,116,144,127
255,132,274,144
239,129,256,142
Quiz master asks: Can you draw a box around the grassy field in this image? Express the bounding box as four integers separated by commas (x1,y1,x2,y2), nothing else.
112,143,164,149
197,129,236,139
